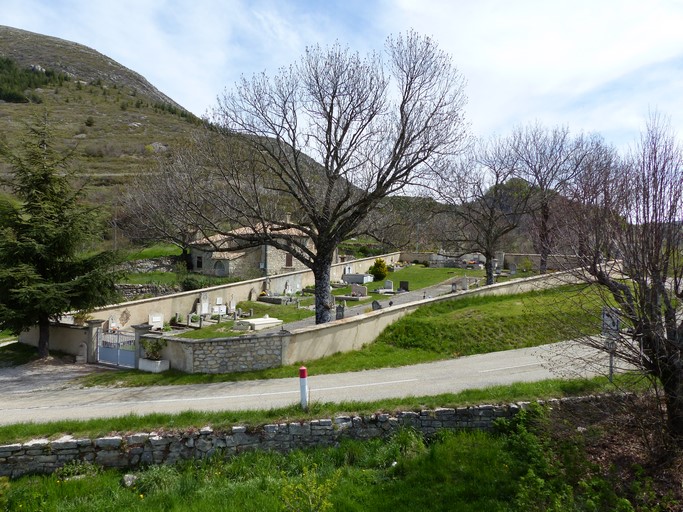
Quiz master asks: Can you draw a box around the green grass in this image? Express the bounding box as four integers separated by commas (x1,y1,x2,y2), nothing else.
375,284,601,358
2,396,644,511
122,244,182,261
2,430,516,511
0,342,38,367
0,329,16,342
0,374,641,445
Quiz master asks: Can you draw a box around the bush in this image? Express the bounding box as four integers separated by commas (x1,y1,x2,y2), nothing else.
368,258,388,282
180,274,207,291
141,338,167,360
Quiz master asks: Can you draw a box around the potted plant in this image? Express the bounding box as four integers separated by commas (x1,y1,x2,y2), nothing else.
139,338,169,373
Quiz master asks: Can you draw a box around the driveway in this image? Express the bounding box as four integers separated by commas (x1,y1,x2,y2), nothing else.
0,340,612,426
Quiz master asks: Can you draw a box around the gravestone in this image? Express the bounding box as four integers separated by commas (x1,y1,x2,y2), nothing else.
212,304,227,315
336,305,345,320
148,312,164,331
372,300,382,311
351,283,368,297
229,296,236,313
451,282,458,293
108,315,120,332
459,277,469,291
385,280,394,291
509,263,517,275
200,292,209,315
399,281,409,292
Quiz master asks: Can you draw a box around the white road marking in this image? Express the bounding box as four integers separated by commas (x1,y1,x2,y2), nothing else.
478,362,540,373
4,378,420,412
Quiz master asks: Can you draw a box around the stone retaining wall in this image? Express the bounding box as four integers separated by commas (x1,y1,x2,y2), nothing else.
0,403,521,478
186,333,284,373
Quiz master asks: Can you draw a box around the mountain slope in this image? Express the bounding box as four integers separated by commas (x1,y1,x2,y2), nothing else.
0,25,204,194
0,25,181,108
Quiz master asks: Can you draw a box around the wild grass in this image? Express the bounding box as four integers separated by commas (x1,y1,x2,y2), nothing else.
121,244,181,261
2,405,641,511
0,342,37,367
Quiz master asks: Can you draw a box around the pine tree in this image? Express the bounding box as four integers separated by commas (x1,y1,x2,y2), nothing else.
0,113,120,358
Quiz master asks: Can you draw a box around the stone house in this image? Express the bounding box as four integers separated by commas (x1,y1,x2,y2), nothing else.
189,225,337,278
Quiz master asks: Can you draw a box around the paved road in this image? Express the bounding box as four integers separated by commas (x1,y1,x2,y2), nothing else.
0,340,612,426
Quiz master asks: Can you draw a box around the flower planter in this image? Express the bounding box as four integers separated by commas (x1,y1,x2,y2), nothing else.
139,358,170,373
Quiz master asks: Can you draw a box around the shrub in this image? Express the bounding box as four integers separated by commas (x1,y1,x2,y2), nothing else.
85,116,95,127
141,338,167,360
368,258,388,282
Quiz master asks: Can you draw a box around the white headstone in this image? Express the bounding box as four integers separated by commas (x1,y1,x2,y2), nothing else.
108,315,119,331
200,292,209,315
148,312,164,330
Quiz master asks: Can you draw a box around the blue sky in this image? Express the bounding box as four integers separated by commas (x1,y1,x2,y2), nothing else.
3,0,683,148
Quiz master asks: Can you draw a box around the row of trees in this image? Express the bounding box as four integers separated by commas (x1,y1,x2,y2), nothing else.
439,115,681,439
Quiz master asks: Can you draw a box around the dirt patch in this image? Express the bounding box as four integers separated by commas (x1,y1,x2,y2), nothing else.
0,355,113,393
549,394,683,510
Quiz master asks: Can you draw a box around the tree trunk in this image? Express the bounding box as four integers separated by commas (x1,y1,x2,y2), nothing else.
664,381,683,441
312,259,333,325
37,314,50,359
484,254,495,286
182,247,193,271
538,204,551,274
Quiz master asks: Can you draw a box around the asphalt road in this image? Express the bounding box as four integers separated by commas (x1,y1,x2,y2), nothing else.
0,340,612,426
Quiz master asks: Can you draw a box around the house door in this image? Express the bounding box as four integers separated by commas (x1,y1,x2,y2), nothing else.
214,260,226,276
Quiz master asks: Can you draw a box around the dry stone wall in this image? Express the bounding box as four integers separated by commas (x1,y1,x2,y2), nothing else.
0,403,522,478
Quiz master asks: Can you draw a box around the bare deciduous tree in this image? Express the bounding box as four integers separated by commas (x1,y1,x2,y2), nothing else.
512,123,587,273
168,31,468,324
435,137,531,285
565,115,683,441
120,146,220,270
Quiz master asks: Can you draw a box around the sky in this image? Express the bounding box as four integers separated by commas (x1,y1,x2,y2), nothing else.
3,0,683,149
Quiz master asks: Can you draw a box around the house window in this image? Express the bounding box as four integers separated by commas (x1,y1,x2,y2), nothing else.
285,253,293,267
196,256,203,269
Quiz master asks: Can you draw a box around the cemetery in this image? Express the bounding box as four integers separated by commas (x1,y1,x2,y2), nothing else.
14,244,579,377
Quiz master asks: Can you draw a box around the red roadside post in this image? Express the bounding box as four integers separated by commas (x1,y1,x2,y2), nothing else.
299,366,309,410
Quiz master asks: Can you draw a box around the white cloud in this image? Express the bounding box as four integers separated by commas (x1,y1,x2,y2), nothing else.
2,0,683,146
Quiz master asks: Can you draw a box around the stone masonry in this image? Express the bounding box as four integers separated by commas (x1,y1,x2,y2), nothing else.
0,403,522,478
172,333,284,373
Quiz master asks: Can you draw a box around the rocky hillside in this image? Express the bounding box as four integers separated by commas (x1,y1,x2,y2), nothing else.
0,25,205,205
0,25,181,109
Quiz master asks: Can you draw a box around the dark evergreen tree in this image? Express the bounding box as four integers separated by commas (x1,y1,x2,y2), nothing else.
0,114,120,358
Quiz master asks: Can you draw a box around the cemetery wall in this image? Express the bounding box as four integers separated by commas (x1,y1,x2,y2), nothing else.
504,253,583,271
165,332,284,373
18,253,401,351
20,323,89,355
0,404,522,478
152,270,579,373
